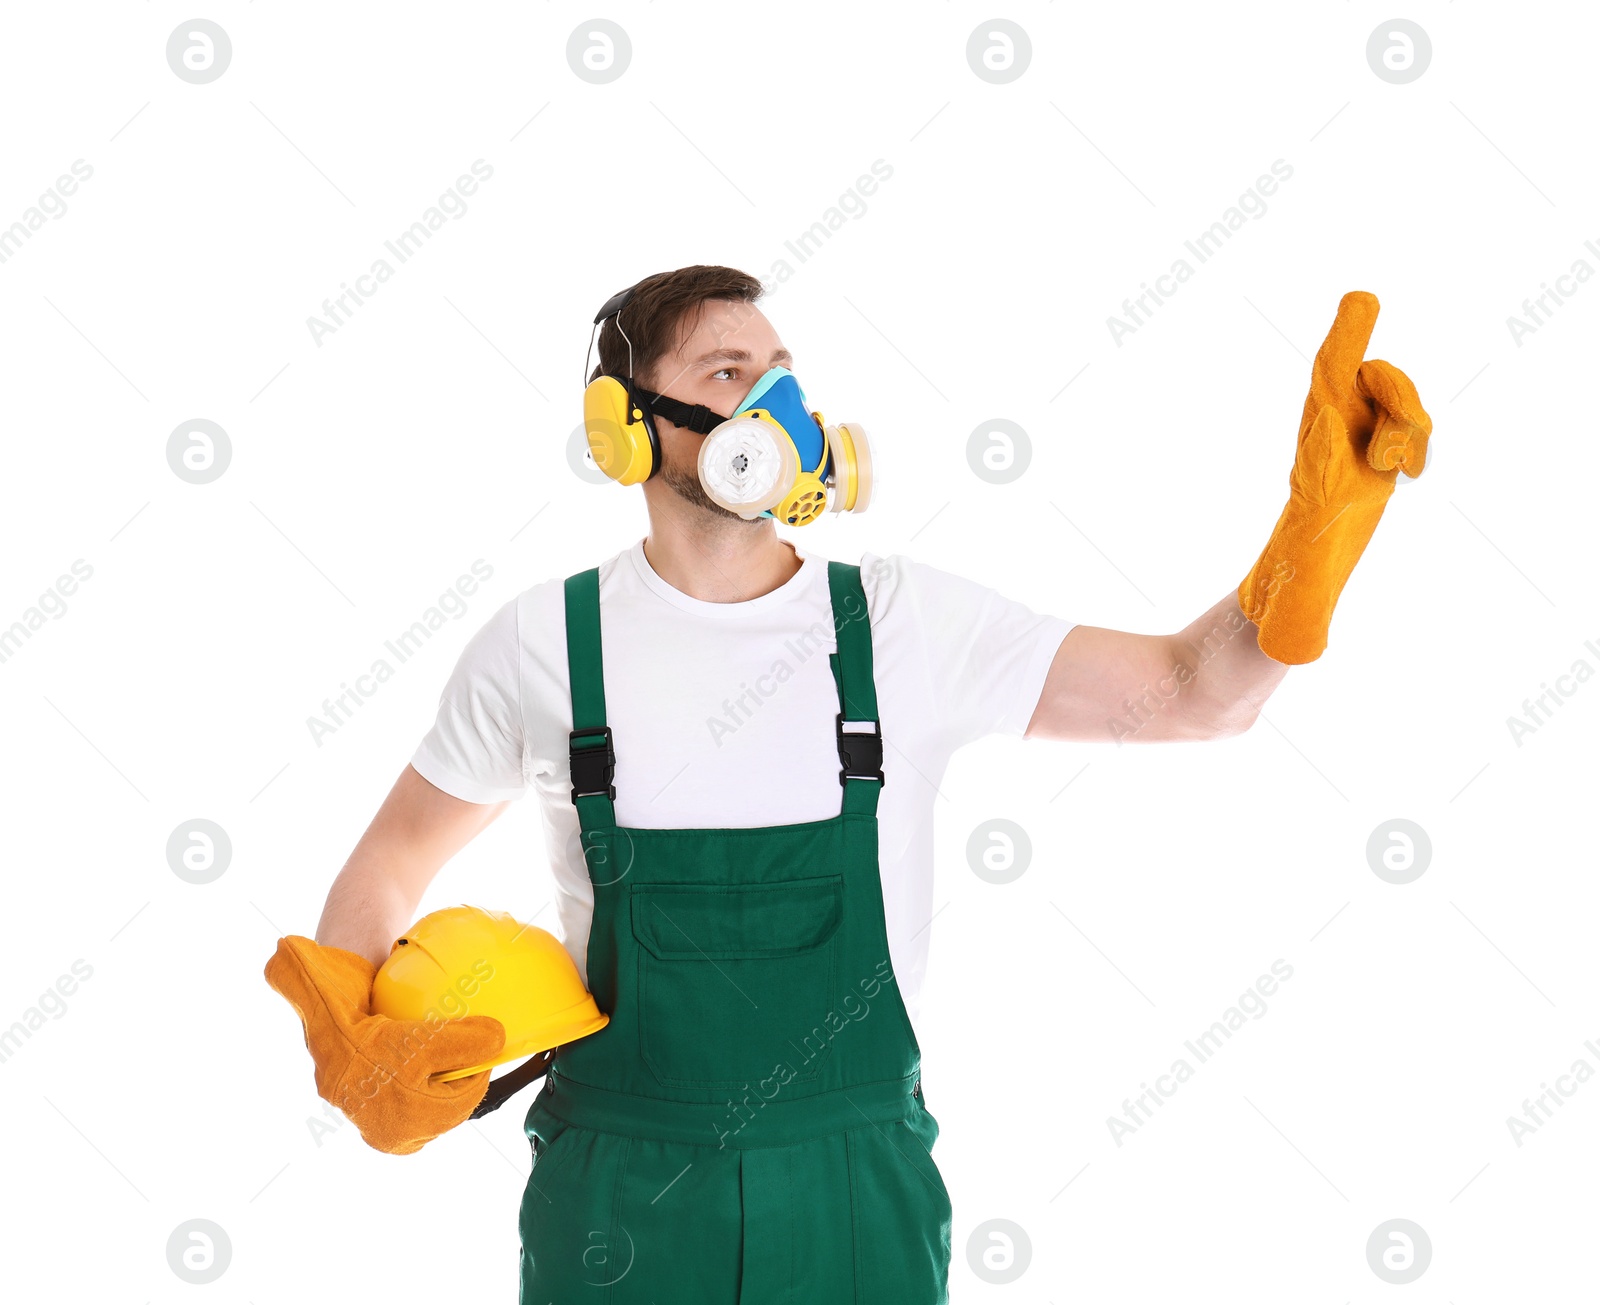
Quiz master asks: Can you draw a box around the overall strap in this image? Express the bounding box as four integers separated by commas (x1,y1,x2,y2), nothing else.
827,561,885,817
565,562,884,826
564,569,616,835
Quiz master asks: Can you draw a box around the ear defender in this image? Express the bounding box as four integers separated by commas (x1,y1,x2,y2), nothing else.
582,374,660,485
581,282,662,485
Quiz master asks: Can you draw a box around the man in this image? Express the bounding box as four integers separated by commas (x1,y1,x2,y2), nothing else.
266,265,1430,1302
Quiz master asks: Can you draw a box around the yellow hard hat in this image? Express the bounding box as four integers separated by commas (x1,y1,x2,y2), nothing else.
371,905,608,1083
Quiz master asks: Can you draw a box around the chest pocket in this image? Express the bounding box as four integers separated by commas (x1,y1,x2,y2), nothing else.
630,875,844,1089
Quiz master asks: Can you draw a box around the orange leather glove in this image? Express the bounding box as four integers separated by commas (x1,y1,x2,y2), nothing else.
264,935,506,1155
1239,291,1432,664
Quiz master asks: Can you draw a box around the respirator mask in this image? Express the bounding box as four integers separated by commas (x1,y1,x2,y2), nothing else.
580,283,874,525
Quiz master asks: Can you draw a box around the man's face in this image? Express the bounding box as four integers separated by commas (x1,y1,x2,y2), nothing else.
642,299,792,521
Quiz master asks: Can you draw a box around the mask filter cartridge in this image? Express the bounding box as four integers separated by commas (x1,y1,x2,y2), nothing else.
697,418,801,518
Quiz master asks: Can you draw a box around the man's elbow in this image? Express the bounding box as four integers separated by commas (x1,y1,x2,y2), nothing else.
1178,692,1264,741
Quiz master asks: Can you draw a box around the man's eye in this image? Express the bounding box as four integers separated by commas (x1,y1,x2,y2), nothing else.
711,367,735,381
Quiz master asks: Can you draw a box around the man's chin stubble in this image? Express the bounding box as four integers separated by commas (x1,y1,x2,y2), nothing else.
660,463,762,526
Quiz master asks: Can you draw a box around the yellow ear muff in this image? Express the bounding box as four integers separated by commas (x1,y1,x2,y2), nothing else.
583,376,658,485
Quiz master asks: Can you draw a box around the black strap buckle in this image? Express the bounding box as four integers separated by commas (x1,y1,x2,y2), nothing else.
636,387,728,436
569,725,616,801
836,713,885,786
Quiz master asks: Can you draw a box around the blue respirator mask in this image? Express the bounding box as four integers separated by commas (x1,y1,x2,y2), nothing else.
581,285,875,526
694,367,873,525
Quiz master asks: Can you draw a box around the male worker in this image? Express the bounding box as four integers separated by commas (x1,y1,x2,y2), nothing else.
265,265,1430,1302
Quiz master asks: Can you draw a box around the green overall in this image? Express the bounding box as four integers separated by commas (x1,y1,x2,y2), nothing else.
518,562,952,1304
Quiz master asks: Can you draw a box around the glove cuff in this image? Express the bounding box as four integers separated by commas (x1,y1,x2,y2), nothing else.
1240,491,1390,664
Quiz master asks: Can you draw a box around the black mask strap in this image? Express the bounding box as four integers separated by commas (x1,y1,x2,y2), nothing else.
629,386,730,436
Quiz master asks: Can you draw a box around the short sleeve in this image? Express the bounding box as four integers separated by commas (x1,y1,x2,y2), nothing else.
864,553,1073,748
409,597,528,804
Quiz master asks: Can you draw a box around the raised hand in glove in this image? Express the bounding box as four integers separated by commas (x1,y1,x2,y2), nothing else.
264,935,505,1155
1239,290,1432,664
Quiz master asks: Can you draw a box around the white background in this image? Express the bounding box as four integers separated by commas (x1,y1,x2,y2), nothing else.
2,2,1596,1301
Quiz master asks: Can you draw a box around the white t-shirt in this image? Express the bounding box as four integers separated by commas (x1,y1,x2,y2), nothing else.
410,537,1073,1026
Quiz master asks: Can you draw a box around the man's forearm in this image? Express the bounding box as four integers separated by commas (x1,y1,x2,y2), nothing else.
311,764,508,967
316,860,418,969
1166,590,1289,739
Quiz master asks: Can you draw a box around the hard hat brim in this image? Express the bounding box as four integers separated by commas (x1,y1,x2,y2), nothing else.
431,1006,610,1083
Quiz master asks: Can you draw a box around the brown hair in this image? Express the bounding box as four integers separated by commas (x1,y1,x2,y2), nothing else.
590,265,764,391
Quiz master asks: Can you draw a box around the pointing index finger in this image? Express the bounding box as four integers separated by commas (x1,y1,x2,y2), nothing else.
1310,290,1380,411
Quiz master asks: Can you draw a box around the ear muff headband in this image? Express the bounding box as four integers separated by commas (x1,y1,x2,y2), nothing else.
582,282,741,484
582,285,659,483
